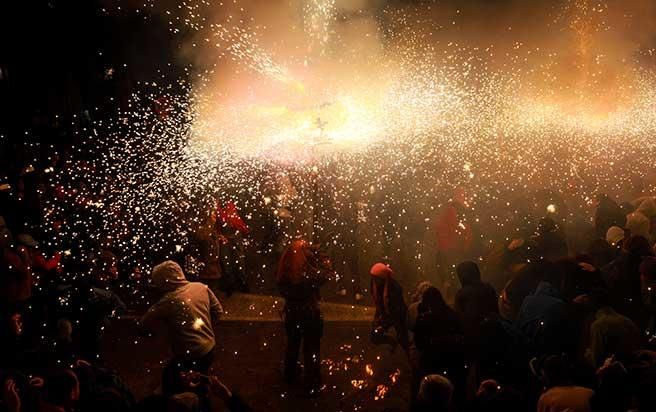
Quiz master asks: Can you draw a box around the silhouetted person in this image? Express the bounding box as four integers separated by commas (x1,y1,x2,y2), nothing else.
370,262,409,351
276,239,330,396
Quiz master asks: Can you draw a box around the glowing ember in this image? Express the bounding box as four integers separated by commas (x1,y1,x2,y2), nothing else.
192,317,205,330
374,384,389,401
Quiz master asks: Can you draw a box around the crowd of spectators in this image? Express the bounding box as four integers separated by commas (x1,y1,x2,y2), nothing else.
390,194,656,412
0,142,253,412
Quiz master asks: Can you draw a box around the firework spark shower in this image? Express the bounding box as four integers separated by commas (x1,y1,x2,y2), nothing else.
66,0,656,270
6,1,656,411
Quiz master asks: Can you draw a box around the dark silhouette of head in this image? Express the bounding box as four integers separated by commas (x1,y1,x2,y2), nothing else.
421,287,447,312
457,261,481,286
623,235,652,257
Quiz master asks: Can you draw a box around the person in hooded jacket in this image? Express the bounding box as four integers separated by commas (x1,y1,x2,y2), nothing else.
369,262,409,352
412,287,465,408
499,261,552,321
454,261,498,393
531,217,569,262
515,274,575,358
625,211,651,242
454,261,498,341
141,260,224,396
603,235,653,330
276,238,331,395
594,194,626,238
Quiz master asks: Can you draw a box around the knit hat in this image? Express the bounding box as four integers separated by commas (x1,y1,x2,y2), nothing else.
605,226,625,246
626,211,651,240
152,260,188,291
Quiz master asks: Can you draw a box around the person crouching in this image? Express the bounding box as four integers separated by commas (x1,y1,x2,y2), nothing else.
369,262,409,352
141,260,224,397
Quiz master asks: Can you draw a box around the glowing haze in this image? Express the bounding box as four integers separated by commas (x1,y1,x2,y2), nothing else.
172,0,656,160
54,0,656,271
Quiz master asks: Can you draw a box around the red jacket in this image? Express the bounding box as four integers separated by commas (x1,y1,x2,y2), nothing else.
217,202,249,235
435,204,472,253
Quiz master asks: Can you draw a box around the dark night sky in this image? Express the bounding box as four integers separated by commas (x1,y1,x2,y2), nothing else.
0,0,181,138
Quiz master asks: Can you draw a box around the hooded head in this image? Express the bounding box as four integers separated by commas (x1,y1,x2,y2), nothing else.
456,261,481,286
626,211,651,240
537,217,557,234
637,198,656,219
370,262,393,278
151,260,188,291
623,235,652,257
606,226,625,246
417,374,454,411
421,286,448,312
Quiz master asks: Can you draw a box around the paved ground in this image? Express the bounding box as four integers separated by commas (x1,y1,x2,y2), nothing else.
103,293,411,412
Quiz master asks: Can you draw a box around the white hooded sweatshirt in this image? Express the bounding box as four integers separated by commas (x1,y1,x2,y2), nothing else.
142,260,223,359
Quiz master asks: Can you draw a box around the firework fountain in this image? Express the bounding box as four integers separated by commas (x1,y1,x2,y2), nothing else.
52,0,656,285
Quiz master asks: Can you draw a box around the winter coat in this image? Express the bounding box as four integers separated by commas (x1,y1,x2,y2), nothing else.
594,196,625,237
142,261,223,359
603,252,648,328
516,281,572,356
371,276,407,325
455,281,498,341
413,303,465,375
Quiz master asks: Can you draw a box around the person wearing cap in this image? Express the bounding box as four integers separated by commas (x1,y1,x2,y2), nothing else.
369,262,409,351
141,260,224,396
